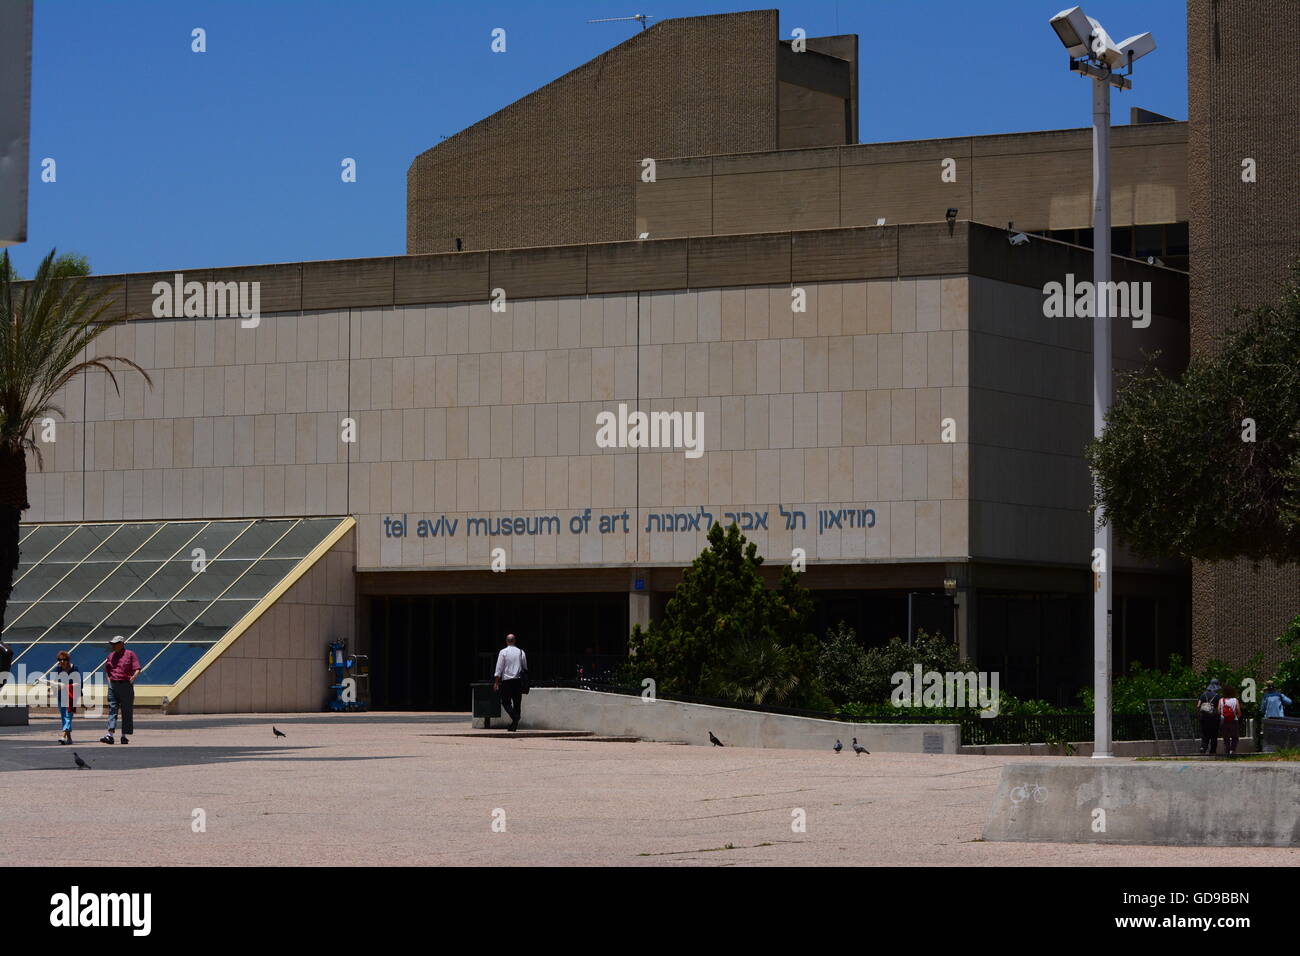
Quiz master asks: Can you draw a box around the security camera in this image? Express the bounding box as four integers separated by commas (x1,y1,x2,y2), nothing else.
1008,232,1030,247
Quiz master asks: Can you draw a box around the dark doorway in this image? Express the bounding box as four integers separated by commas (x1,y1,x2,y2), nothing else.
812,589,957,649
367,592,628,711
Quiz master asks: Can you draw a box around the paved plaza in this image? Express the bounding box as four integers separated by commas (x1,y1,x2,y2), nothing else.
2,713,1296,866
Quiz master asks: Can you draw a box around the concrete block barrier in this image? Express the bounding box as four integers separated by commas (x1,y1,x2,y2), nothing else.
520,687,959,753
983,760,1300,847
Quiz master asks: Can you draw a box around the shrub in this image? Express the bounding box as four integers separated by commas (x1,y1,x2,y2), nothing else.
859,628,968,704
816,621,871,706
1078,653,1264,717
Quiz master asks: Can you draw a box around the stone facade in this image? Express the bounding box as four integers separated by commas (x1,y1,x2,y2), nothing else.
1187,0,1300,668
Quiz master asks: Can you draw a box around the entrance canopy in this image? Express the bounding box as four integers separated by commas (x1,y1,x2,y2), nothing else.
3,517,350,695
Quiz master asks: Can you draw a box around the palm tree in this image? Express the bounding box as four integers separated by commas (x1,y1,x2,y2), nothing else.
712,632,803,706
0,248,150,634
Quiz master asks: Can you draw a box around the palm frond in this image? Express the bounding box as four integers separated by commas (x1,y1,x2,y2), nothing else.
0,249,151,459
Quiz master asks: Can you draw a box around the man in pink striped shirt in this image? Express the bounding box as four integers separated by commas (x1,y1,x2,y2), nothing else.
100,636,141,745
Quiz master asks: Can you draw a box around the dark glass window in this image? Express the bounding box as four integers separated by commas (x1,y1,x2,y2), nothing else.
221,520,296,559
186,521,253,559
185,601,257,641
1111,226,1133,257
132,522,207,560
18,526,77,565
1135,224,1164,261
264,519,336,559
86,562,165,601
142,643,215,683
173,560,255,601
11,563,79,603
1166,221,1189,256
46,525,119,562
226,560,298,600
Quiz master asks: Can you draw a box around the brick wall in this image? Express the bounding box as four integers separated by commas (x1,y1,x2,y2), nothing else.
1187,0,1300,668
405,10,782,254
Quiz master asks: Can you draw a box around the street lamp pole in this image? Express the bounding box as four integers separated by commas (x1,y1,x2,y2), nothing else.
1090,70,1114,760
1048,8,1154,760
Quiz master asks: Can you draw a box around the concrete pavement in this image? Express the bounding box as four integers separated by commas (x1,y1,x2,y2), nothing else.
2,712,1296,866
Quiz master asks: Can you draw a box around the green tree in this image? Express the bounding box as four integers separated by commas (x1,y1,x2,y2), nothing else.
1,251,91,282
0,249,148,632
1086,264,1300,563
1272,615,1300,703
626,522,821,706
817,621,871,705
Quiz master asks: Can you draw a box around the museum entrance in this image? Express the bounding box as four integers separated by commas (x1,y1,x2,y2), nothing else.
366,592,629,711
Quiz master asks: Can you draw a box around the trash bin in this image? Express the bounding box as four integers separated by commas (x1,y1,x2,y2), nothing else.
471,682,501,729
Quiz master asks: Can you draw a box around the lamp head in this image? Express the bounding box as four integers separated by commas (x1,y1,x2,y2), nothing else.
1116,31,1156,65
1049,6,1094,57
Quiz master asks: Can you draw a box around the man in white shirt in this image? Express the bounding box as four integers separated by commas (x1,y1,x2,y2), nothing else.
492,633,528,732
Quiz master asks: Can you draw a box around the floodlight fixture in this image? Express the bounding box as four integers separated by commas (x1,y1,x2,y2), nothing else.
1008,232,1030,247
1049,6,1093,56
1051,6,1155,82
875,217,886,226
1116,31,1156,65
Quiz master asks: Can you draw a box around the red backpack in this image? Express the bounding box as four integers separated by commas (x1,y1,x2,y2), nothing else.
1222,699,1238,721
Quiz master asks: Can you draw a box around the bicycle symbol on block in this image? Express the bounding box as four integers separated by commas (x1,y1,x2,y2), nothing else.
1009,783,1048,806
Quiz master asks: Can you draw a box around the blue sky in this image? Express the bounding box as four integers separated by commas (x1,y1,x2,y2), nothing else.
14,0,1188,277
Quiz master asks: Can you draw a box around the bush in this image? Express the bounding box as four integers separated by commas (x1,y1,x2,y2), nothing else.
817,621,871,706
1078,653,1264,717
837,693,1073,720
859,628,968,704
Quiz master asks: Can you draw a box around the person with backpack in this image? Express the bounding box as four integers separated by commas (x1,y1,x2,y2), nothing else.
1218,684,1242,757
1197,679,1221,755
1262,682,1292,719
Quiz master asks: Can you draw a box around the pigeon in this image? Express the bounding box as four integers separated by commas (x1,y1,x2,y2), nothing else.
833,739,843,753
73,752,91,770
852,737,870,755
272,726,286,738
708,731,724,747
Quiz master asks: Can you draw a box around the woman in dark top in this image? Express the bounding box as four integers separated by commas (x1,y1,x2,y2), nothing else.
50,651,80,745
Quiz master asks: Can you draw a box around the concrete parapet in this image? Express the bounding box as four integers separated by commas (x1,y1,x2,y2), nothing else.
983,760,1300,847
520,687,958,753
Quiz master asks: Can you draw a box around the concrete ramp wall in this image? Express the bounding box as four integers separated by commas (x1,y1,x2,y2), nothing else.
983,760,1300,847
522,687,959,753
